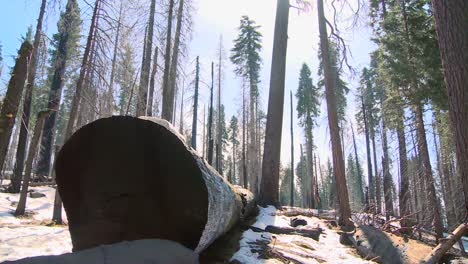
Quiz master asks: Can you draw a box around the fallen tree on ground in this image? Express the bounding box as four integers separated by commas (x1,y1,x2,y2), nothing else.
423,223,467,264
55,116,255,253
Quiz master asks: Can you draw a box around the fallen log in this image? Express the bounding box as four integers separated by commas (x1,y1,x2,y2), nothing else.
55,116,255,253
250,225,322,241
5,239,199,264
422,223,467,264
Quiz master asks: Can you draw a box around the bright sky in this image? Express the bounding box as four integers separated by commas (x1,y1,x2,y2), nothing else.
1,0,430,187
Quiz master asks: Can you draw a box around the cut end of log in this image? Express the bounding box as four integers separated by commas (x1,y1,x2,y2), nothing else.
55,116,209,251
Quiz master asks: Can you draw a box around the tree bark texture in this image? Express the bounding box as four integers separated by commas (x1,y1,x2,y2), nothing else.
0,41,33,180
316,0,352,227
431,0,468,214
160,0,175,121
259,0,289,206
55,116,255,253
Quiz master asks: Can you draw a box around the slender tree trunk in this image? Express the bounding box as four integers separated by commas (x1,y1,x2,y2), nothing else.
289,91,294,207
13,0,47,186
316,0,352,226
372,134,382,214
167,0,185,123
147,47,158,116
216,36,223,175
260,0,289,206
179,83,185,134
63,0,99,141
160,0,175,121
382,120,394,219
191,57,199,149
361,95,374,205
15,111,50,216
136,0,156,116
396,113,410,229
242,81,247,189
207,63,215,165
202,105,206,157
305,118,315,208
52,145,63,224
0,41,33,185
414,103,443,240
351,123,364,206
432,0,468,215
106,2,122,117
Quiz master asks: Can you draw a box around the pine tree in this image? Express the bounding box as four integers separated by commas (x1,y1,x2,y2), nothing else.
295,63,320,208
230,15,263,194
229,116,240,184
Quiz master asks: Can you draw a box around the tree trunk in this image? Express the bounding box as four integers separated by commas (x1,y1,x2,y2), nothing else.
396,114,410,229
147,47,158,117
51,145,63,224
191,57,199,149
207,63,214,165
12,0,47,187
106,2,123,117
414,103,444,240
0,41,33,183
63,0,100,142
178,82,185,134
55,116,255,253
216,36,223,175
316,0,352,227
361,96,374,206
160,0,175,121
259,0,289,206
305,113,315,208
289,91,294,207
136,0,156,117
242,81,247,189
431,0,468,215
15,110,50,216
382,121,394,219
372,134,382,214
166,0,184,123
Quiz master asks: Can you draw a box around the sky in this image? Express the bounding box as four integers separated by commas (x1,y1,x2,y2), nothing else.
0,0,439,189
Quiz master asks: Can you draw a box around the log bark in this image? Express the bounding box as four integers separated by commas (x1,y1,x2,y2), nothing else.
55,116,255,252
423,223,467,264
250,225,322,241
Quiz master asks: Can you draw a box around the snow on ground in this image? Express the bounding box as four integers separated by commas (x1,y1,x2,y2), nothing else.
232,206,373,264
0,184,72,262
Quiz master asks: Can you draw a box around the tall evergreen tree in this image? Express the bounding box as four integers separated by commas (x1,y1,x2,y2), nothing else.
36,0,82,176
230,15,263,194
295,63,320,208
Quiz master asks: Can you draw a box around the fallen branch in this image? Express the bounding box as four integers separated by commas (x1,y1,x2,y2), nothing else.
422,223,467,264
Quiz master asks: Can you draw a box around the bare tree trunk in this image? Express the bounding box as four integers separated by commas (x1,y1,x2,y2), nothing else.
260,0,289,206
242,81,247,189
361,95,374,206
372,134,382,214
207,63,214,165
179,82,185,134
316,0,352,227
63,0,99,141
51,145,63,224
191,57,199,149
432,0,468,216
306,122,315,208
136,0,156,116
423,223,467,264
414,103,443,240
160,0,175,121
13,0,47,187
147,47,158,116
15,110,50,216
166,0,184,123
289,91,294,207
216,36,223,175
106,2,123,117
0,41,33,185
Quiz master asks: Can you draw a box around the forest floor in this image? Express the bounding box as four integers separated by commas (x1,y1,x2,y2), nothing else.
0,182,467,263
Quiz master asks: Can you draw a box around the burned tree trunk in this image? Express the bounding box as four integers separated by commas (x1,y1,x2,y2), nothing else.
0,41,33,181
55,116,255,252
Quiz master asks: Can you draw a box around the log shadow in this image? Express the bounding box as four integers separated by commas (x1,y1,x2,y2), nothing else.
359,225,405,264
